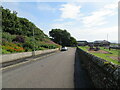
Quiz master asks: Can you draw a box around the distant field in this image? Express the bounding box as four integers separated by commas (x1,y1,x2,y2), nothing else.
78,46,120,65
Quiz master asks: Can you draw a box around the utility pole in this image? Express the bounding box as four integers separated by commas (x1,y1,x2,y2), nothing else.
107,34,108,41
32,27,35,56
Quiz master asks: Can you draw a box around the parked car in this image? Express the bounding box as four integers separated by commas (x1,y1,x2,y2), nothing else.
61,47,68,51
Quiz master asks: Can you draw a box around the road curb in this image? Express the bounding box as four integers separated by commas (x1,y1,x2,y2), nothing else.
1,51,59,70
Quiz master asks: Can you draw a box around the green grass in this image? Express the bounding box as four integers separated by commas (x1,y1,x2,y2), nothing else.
78,46,120,65
78,46,89,51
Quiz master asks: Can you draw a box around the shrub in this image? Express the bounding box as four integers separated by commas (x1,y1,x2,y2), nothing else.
2,33,60,54
14,42,23,47
23,41,34,50
12,35,25,43
2,32,16,42
2,41,25,53
2,49,10,54
38,47,46,50
24,47,32,52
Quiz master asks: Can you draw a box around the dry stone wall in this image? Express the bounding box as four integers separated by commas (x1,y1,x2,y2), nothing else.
76,47,120,88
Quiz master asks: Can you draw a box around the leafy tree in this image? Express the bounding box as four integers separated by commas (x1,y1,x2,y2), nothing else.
69,37,77,46
49,29,77,46
1,7,49,41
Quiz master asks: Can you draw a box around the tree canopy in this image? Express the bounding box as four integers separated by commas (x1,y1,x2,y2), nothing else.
49,29,77,46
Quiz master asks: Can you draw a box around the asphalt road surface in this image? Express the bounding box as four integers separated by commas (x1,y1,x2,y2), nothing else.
2,48,75,88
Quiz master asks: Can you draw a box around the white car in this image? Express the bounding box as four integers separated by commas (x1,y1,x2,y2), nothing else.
61,47,68,51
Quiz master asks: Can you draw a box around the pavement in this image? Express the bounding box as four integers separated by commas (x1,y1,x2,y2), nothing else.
2,47,75,88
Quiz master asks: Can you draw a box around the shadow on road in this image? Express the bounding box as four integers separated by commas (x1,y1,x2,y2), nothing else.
74,50,94,88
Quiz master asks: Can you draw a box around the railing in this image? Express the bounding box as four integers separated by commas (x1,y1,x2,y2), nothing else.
76,47,120,88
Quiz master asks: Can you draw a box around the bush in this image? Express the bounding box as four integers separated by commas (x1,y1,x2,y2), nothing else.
23,47,32,52
2,49,10,54
2,32,16,42
2,41,25,53
38,47,46,50
39,42,59,49
23,41,34,50
14,42,23,47
12,35,25,43
2,45,15,52
2,33,60,54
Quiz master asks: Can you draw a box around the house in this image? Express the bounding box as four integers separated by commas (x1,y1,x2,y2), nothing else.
77,41,88,46
94,40,110,46
88,42,94,45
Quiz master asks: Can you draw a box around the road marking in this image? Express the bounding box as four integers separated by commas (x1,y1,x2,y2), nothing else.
0,52,58,71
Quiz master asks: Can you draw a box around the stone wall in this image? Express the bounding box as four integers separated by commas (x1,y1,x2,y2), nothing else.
76,47,120,88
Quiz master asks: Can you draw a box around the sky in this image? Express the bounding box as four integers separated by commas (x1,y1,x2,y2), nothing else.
1,0,119,43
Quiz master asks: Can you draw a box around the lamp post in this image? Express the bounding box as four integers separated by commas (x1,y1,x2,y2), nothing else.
107,34,108,41
32,27,35,56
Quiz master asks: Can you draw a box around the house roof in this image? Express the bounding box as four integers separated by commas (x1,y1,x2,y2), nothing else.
77,41,88,42
94,40,110,43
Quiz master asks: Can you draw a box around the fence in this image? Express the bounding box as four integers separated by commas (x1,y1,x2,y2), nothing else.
76,47,120,88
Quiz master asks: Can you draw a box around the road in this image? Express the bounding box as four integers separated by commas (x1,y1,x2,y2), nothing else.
2,48,75,88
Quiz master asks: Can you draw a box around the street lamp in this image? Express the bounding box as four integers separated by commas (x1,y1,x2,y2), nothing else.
32,27,35,56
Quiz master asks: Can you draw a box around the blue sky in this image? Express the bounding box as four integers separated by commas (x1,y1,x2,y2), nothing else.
2,0,118,42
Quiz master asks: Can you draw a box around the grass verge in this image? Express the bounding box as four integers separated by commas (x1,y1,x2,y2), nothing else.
78,46,120,65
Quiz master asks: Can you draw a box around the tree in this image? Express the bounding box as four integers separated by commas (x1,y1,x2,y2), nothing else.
49,29,77,46
1,6,49,41
69,37,77,46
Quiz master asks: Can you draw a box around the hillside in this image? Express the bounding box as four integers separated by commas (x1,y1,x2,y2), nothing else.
1,6,60,54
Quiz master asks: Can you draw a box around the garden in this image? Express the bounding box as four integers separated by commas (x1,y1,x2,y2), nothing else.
1,32,60,54
1,7,60,54
79,46,120,65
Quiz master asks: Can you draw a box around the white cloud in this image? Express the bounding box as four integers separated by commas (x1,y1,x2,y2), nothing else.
82,3,118,27
50,19,118,42
59,3,83,19
104,3,118,9
68,26,118,42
